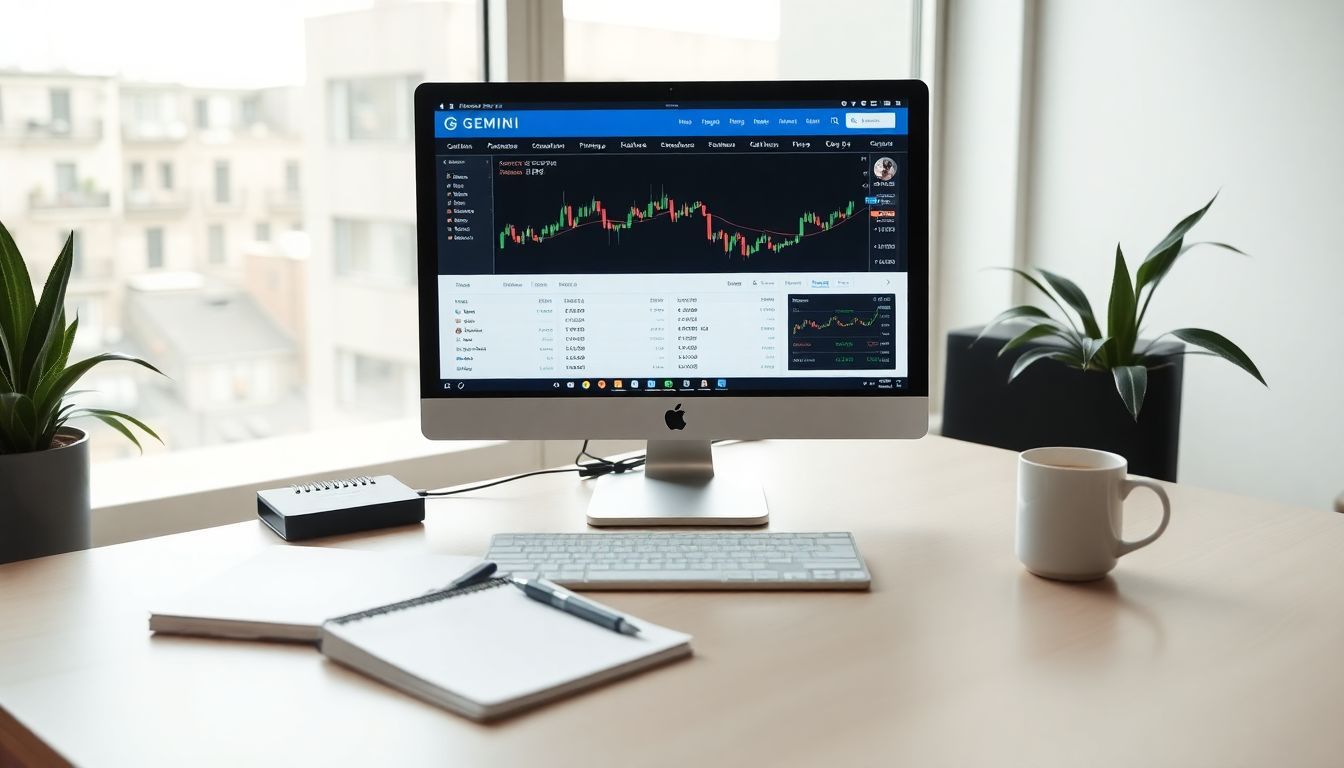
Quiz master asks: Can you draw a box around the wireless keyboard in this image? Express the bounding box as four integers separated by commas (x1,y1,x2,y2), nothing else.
484,531,871,590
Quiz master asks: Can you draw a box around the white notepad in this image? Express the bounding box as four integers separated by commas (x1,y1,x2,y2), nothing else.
320,578,693,721
149,546,481,642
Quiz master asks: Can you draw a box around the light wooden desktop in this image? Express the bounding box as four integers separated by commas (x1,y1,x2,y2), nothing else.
2,436,1342,767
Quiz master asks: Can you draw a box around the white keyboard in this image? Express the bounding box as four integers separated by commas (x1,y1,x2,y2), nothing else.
484,532,871,590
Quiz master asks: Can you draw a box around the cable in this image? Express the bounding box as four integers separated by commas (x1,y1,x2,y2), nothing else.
417,440,645,497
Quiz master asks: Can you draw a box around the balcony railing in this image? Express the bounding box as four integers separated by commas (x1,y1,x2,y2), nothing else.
122,121,190,143
125,189,192,214
2,119,105,143
265,188,302,213
201,189,248,212
28,188,112,213
68,259,116,284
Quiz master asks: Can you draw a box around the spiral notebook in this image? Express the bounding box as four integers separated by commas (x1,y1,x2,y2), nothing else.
149,546,480,642
319,577,693,721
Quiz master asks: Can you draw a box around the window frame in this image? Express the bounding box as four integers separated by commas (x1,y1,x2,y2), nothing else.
76,1,942,547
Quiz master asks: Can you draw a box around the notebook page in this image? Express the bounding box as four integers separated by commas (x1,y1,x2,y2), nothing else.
151,547,480,630
328,583,690,708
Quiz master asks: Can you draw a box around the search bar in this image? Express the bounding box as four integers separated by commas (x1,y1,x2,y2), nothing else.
845,112,897,129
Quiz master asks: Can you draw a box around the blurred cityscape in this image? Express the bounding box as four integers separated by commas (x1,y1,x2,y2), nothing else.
0,0,907,462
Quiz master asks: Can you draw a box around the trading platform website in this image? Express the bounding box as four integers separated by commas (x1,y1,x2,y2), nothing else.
430,100,911,396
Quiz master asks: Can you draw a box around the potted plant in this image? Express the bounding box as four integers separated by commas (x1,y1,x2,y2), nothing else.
942,194,1266,480
1,223,163,564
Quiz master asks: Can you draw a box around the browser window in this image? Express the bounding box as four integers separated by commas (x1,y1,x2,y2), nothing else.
429,100,911,396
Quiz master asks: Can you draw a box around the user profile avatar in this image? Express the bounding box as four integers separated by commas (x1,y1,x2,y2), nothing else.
873,157,897,181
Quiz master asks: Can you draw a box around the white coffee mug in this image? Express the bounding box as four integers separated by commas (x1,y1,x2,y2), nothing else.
1016,447,1171,581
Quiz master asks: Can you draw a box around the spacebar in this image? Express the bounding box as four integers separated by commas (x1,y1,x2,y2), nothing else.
586,570,728,581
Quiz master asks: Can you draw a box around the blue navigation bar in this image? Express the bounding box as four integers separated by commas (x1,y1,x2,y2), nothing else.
433,108,908,139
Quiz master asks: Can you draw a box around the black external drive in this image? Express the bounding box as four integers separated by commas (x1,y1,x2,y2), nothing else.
256,475,425,541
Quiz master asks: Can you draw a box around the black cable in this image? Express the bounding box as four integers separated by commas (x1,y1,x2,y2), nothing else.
417,440,645,497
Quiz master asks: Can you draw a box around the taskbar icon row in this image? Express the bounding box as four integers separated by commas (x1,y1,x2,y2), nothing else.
561,378,728,392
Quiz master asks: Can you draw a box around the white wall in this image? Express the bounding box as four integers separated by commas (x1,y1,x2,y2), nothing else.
1020,0,1344,508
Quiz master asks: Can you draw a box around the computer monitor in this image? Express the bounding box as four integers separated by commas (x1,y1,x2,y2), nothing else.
414,80,928,525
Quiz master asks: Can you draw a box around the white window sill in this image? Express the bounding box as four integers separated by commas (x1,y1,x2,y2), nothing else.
90,419,541,546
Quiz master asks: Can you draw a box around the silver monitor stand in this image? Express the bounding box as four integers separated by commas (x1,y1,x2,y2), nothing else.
585,440,768,526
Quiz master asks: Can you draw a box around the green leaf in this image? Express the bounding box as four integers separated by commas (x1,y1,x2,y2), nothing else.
990,267,1083,338
50,314,78,379
1113,365,1148,421
31,315,80,412
1007,347,1074,383
1081,336,1110,368
1144,192,1218,264
1169,328,1267,386
0,221,36,382
1180,240,1248,257
1105,245,1137,365
1135,236,1183,296
1037,269,1102,339
1,392,39,450
1135,193,1221,295
999,323,1071,357
75,407,163,445
84,411,143,454
18,233,73,391
972,305,1057,345
33,352,166,423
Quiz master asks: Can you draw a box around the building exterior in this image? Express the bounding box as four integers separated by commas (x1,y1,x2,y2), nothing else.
303,1,479,427
0,70,306,459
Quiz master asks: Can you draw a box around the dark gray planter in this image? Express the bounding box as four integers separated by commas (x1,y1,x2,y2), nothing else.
0,427,91,564
942,326,1184,481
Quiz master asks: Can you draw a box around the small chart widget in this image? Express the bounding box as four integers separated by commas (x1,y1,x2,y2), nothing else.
788,293,895,371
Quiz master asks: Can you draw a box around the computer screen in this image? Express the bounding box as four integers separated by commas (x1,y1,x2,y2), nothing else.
417,82,925,404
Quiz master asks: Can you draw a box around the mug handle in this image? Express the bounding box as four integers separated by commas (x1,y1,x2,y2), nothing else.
1116,476,1172,556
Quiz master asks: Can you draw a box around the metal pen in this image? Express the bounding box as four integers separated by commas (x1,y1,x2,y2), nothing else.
510,577,642,636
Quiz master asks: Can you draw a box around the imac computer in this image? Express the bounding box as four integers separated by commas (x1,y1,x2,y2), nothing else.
414,80,928,526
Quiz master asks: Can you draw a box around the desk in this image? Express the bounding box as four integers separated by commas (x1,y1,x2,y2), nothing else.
2,437,1342,767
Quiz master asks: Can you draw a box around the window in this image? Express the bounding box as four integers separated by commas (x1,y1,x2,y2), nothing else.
0,0,485,462
240,95,259,126
50,88,72,129
213,160,231,203
284,160,300,194
255,221,271,242
332,218,416,286
208,224,225,264
146,228,164,269
336,349,408,417
55,162,78,197
328,76,416,142
562,0,917,81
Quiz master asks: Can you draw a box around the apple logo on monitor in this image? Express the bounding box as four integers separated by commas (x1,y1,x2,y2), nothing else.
664,404,686,431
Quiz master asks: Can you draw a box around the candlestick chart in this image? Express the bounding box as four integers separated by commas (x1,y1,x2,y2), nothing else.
492,152,873,274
